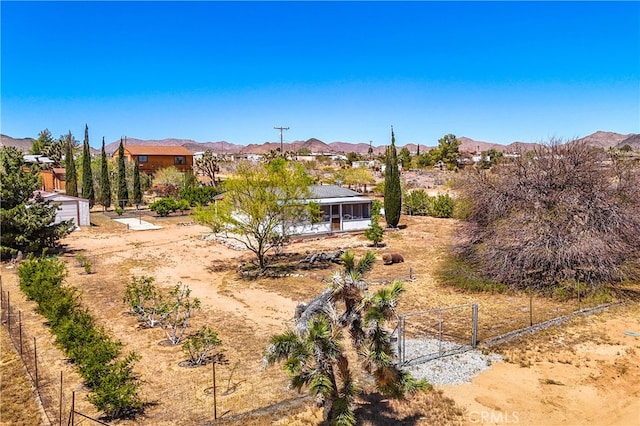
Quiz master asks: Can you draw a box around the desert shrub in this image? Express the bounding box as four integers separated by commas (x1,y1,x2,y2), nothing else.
454,139,640,292
403,189,429,216
428,193,455,218
178,185,221,206
17,256,143,419
182,325,223,366
149,197,179,217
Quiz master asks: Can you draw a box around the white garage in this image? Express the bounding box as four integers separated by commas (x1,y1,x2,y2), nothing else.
36,192,91,228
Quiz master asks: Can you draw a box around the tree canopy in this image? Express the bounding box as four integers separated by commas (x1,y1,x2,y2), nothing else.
192,158,316,269
455,140,640,291
0,147,74,259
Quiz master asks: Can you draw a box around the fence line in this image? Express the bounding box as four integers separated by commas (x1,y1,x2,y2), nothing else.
1,282,109,426
396,303,478,366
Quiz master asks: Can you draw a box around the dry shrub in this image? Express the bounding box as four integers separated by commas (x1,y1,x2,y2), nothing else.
455,139,640,292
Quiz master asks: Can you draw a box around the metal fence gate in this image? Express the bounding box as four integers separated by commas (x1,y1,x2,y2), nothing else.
396,303,478,366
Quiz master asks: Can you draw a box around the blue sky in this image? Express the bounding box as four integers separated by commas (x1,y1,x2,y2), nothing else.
2,1,639,148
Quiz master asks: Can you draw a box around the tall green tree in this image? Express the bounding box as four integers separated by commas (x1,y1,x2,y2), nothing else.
100,137,112,210
398,146,412,169
265,251,427,425
81,124,95,207
0,147,74,259
193,158,316,270
132,159,142,205
64,131,78,197
437,134,461,170
384,127,402,228
30,129,55,157
116,138,128,207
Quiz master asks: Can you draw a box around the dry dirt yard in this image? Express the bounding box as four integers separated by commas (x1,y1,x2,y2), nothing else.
2,210,639,426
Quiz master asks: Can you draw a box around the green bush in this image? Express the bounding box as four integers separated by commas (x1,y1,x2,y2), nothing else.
149,197,179,217
404,190,429,216
179,186,221,206
17,256,143,419
182,325,223,366
428,193,455,218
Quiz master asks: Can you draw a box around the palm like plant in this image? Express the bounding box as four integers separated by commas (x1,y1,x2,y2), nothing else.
265,251,427,425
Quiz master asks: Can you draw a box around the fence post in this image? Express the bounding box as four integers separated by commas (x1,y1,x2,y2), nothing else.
60,371,63,426
19,311,23,355
471,304,478,348
34,337,38,390
69,391,75,426
438,310,443,355
397,316,404,365
212,361,218,420
7,292,10,332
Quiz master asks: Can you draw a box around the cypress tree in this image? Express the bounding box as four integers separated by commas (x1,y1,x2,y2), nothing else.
100,137,111,210
64,131,78,197
384,127,401,228
116,138,128,208
81,124,95,207
132,159,142,205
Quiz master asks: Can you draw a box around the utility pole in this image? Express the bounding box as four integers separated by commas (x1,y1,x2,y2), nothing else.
274,126,289,153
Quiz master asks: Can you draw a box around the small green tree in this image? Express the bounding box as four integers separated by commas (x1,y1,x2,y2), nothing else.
81,125,95,207
384,127,402,228
116,138,128,208
123,276,169,328
162,283,201,345
64,131,78,197
182,325,223,366
364,200,384,247
398,146,412,169
1,147,74,259
193,158,316,270
100,138,112,210
438,134,461,170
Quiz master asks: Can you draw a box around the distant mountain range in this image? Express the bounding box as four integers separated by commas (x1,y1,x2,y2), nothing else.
2,131,639,156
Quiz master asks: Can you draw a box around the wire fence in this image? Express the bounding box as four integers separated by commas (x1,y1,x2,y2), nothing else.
0,277,108,426
396,303,478,366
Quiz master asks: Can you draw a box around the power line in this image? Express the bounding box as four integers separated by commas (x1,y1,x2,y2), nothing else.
274,126,289,152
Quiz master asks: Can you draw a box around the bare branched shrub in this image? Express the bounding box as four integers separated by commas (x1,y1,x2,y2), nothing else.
454,139,640,291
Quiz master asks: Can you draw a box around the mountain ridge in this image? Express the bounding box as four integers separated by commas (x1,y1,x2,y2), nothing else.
2,131,637,155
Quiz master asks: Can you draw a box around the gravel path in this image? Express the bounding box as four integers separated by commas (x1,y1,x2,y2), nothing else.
401,339,502,386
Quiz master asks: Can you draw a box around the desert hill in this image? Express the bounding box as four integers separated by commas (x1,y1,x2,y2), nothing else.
2,131,637,156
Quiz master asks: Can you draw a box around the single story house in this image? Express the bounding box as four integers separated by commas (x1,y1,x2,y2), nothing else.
290,185,373,235
113,145,194,175
35,191,91,228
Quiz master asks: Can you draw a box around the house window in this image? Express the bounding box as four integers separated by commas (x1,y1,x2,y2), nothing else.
320,205,331,222
174,156,186,165
138,155,148,163
342,203,371,220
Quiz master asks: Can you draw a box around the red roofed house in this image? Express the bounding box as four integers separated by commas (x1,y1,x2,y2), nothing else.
113,145,194,176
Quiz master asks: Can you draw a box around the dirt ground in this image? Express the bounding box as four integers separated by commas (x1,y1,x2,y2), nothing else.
1,209,639,425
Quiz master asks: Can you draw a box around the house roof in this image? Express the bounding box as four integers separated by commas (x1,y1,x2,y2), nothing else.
123,145,193,156
308,185,363,199
33,191,89,202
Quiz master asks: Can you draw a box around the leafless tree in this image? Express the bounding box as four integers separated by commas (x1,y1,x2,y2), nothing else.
455,139,640,291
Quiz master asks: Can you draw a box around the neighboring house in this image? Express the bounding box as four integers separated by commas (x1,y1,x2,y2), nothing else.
290,185,373,235
113,145,194,175
34,191,90,228
39,167,66,192
23,154,66,192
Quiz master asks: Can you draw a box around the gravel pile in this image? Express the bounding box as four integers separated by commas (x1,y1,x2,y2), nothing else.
400,339,502,386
